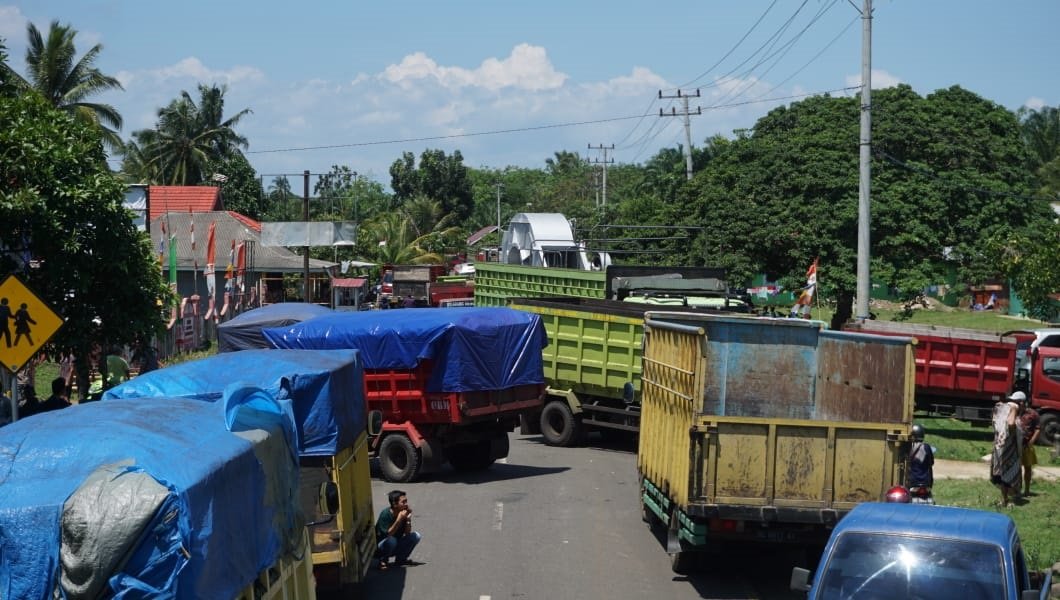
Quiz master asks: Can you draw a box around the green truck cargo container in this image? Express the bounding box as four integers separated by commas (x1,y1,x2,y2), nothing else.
636,312,915,573
474,262,735,307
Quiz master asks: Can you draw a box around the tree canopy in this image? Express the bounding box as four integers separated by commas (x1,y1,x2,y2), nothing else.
389,149,474,223
2,20,124,151
0,92,167,374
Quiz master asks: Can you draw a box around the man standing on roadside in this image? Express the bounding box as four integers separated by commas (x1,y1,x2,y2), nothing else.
1012,391,1041,496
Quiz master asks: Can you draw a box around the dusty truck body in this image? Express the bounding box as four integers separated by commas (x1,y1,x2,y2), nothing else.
509,297,745,445
637,312,915,572
104,349,378,593
843,321,1060,428
262,307,547,482
0,390,315,600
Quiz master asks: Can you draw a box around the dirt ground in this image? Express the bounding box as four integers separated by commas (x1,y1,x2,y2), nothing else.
935,458,1060,481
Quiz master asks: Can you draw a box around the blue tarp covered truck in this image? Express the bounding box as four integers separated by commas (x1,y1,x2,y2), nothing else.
0,387,314,600
105,349,379,593
262,307,547,482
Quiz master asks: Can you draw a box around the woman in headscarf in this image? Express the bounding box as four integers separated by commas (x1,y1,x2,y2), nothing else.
990,400,1022,507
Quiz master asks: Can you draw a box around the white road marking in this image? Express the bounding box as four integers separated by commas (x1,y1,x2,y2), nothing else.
479,596,491,600
493,502,504,531
498,457,507,464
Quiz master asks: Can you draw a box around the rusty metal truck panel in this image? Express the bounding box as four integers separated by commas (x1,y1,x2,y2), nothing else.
638,312,914,517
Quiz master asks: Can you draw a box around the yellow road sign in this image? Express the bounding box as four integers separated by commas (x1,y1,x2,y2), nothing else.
0,275,63,373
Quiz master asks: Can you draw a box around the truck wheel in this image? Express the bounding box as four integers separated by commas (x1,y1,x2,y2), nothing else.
379,434,420,483
447,441,495,472
670,548,694,575
540,401,582,447
1039,412,1059,446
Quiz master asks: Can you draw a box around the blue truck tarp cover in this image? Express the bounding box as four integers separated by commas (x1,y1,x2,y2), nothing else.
0,389,300,600
262,307,548,392
104,349,365,457
217,302,333,352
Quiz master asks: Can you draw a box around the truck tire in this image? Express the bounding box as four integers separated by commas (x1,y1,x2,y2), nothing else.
379,434,420,483
540,401,583,447
1039,412,1059,446
447,441,495,472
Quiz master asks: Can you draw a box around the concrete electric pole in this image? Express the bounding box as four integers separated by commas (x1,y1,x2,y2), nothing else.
856,0,873,320
658,89,701,180
588,144,615,207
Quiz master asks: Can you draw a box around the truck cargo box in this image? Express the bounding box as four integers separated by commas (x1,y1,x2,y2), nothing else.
637,312,915,568
844,320,1032,420
0,391,309,600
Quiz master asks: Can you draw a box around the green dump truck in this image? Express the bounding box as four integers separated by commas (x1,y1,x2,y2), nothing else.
636,312,915,573
478,263,749,445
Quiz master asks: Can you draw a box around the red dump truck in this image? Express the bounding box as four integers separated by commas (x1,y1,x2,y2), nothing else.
262,307,547,482
844,321,1060,444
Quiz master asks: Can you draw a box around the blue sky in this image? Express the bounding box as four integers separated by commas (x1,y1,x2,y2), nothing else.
3,1,1058,186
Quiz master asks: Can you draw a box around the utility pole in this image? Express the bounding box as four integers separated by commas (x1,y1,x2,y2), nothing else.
494,183,503,232
659,89,701,180
588,144,614,207
855,0,872,320
302,169,310,303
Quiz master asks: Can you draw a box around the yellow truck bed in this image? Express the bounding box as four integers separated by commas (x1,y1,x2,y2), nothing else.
637,313,915,560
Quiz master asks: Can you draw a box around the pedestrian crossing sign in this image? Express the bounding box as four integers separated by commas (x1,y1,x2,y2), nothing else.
0,275,63,373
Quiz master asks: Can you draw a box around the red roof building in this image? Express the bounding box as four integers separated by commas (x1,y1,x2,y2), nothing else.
148,186,223,222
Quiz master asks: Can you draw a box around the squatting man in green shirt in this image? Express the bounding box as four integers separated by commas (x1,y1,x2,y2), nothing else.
375,489,422,570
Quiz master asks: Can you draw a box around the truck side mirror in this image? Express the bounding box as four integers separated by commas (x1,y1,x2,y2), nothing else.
790,567,811,592
306,481,340,527
368,409,383,436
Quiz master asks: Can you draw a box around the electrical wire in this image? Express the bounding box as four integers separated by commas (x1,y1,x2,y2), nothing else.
244,87,858,156
752,13,859,101
674,0,780,91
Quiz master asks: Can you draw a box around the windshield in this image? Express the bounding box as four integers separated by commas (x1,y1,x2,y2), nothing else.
815,532,1005,600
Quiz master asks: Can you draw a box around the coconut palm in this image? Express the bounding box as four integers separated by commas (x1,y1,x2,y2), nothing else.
366,213,445,265
125,84,252,186
6,21,124,151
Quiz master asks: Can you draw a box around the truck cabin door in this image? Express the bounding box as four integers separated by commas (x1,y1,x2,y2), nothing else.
1031,346,1060,406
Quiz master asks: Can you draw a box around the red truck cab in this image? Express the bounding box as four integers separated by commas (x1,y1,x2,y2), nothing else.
1028,345,1060,446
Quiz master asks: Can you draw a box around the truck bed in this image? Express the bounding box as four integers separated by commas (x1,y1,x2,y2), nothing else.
638,313,915,530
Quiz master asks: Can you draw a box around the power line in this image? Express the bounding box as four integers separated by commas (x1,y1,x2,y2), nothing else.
245,87,859,156
675,0,780,91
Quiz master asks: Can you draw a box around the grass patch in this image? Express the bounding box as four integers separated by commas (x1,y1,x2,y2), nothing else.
802,307,1044,333
917,415,1060,466
933,478,1060,571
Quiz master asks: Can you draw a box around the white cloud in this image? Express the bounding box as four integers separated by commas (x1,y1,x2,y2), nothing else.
844,68,903,90
0,6,27,41
123,57,265,87
381,43,567,92
1023,96,1046,110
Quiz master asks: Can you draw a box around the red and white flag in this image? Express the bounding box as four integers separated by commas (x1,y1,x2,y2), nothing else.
204,222,217,319
790,258,818,318
189,209,196,272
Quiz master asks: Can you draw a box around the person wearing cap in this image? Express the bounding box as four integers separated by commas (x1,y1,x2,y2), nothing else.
1011,391,1041,496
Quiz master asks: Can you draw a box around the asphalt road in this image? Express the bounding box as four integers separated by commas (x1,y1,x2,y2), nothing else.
356,432,808,600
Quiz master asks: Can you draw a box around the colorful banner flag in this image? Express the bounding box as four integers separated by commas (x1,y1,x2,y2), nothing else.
189,209,197,272
168,233,177,285
789,258,818,319
204,221,216,296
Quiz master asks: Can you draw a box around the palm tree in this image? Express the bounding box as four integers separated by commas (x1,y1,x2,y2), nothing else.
366,213,445,265
7,21,124,151
125,84,252,186
1019,105,1060,172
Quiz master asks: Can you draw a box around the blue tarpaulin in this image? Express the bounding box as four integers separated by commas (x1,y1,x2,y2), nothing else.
262,307,548,392
0,390,300,600
217,302,333,352
104,349,366,457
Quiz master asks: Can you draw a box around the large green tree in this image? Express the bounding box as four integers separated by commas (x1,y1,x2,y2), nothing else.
122,84,251,186
676,85,1051,327
205,153,263,219
2,20,124,151
0,92,167,392
389,149,474,224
